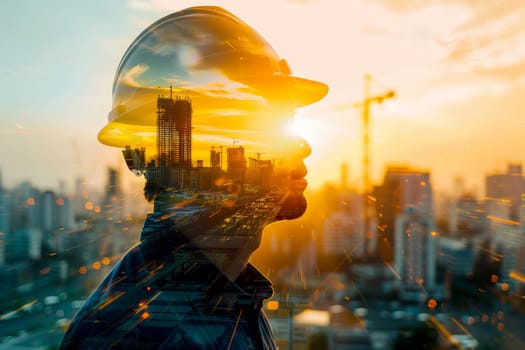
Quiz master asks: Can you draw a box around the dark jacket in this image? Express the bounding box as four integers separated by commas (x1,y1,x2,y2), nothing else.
60,214,277,349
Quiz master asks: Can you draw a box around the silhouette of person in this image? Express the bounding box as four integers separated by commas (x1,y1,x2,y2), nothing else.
60,6,327,349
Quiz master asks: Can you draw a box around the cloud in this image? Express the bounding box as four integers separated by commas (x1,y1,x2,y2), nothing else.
370,0,525,73
423,79,511,105
440,7,525,69
121,64,149,87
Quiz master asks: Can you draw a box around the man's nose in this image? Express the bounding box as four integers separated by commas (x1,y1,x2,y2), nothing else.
297,138,312,159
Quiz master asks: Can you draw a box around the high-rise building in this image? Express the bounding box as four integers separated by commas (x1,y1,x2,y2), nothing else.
0,191,10,235
40,190,56,232
374,166,433,261
210,146,221,168
438,237,474,278
8,227,43,261
74,177,89,218
0,187,8,266
247,157,273,189
485,163,524,220
56,195,75,229
322,192,367,260
394,210,437,300
102,167,124,220
449,194,486,236
226,146,246,184
10,181,40,231
489,197,525,294
156,95,192,188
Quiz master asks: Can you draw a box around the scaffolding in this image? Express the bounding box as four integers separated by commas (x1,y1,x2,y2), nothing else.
156,95,192,188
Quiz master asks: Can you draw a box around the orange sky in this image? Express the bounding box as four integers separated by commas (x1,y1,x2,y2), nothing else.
2,0,525,197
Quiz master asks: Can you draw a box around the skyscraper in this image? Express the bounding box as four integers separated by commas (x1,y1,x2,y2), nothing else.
156,95,192,188
485,163,524,220
449,194,486,236
322,192,368,260
226,145,246,184
394,210,437,300
374,166,433,261
0,170,10,235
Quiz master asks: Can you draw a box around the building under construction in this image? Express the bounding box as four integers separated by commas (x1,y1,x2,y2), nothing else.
156,94,192,189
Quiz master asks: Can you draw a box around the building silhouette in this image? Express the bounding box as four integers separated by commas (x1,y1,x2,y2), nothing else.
374,166,433,261
156,94,192,188
485,163,524,220
394,210,437,301
137,92,279,197
226,145,246,185
449,194,486,236
210,146,222,168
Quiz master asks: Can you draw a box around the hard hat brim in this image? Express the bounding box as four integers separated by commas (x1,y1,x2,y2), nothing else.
98,74,328,149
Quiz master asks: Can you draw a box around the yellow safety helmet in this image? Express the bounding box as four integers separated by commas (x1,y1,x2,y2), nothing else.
98,6,328,172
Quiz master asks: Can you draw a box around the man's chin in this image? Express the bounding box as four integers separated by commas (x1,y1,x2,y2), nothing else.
275,191,307,220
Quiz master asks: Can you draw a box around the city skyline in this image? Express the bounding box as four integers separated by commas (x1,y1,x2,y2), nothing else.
1,1,525,196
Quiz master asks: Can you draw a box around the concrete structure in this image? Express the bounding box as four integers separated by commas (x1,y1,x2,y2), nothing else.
449,194,486,236
374,166,433,261
485,163,524,220
0,191,10,235
8,227,43,261
437,237,474,277
322,207,366,260
40,190,56,232
394,211,437,301
156,95,192,188
226,146,246,184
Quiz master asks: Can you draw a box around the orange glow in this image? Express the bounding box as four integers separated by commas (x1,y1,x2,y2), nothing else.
92,261,101,270
427,299,437,309
25,198,35,206
94,206,101,213
56,197,64,206
509,271,525,283
102,257,111,265
491,274,499,283
266,300,279,311
40,267,51,275
497,323,504,331
141,311,150,320
78,266,88,274
486,215,520,226
85,201,93,210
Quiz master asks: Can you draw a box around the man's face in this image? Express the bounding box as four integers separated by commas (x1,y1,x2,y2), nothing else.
142,114,311,280
97,7,326,279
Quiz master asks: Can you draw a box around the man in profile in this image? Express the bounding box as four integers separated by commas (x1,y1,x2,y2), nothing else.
61,6,327,349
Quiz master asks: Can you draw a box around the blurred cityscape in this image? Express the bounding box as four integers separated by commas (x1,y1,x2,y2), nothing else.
0,161,524,349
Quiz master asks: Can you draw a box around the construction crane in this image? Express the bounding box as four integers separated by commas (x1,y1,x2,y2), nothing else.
353,73,395,260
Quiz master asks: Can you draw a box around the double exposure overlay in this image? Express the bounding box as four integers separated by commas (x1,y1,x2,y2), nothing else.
2,2,525,350
59,6,327,349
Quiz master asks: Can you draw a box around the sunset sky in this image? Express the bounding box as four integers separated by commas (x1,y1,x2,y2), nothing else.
1,0,525,197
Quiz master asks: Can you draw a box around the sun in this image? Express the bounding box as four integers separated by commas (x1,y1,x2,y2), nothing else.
292,112,327,152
